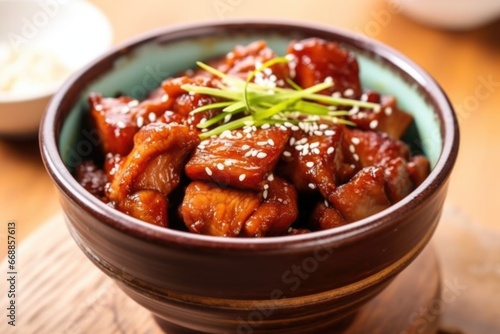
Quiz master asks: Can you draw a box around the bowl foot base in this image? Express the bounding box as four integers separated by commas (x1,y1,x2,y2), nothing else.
152,245,440,334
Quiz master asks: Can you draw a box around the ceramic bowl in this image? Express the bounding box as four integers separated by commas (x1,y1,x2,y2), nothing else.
0,0,112,138
40,20,459,333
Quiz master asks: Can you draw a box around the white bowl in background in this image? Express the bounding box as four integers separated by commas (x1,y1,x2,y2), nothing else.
398,0,500,30
0,0,113,138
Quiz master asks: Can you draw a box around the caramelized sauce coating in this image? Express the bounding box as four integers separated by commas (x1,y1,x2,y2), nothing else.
75,38,431,236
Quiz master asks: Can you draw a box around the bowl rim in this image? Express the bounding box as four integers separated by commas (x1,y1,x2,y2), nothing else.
39,19,459,250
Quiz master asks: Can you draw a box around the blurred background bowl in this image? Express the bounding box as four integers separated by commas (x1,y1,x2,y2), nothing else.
40,20,459,333
398,0,500,30
0,0,112,138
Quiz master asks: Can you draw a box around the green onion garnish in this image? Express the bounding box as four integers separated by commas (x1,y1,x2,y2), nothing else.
182,57,379,139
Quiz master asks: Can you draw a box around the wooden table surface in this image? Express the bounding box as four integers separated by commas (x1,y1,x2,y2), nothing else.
0,0,499,332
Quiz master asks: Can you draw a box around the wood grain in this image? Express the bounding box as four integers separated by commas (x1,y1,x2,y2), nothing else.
0,213,440,334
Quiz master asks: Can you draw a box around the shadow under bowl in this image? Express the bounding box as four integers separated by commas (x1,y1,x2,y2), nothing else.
40,20,459,333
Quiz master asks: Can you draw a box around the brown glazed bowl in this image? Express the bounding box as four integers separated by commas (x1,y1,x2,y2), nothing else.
40,20,459,333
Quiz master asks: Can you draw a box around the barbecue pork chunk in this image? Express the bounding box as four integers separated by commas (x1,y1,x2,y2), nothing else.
287,38,362,98
180,177,298,237
348,92,414,139
279,125,345,199
107,122,199,226
185,127,291,191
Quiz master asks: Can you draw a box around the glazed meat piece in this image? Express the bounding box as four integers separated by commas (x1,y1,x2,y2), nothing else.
89,94,139,155
407,155,430,187
217,40,290,83
343,128,410,169
179,181,261,237
241,177,298,237
288,38,362,98
348,93,414,139
310,201,347,231
185,127,291,191
161,76,221,127
108,122,199,204
121,190,168,227
89,92,176,156
329,166,391,223
384,157,414,203
279,125,345,199
180,177,298,237
75,160,108,201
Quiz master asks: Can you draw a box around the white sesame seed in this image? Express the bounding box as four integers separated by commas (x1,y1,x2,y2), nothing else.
217,163,224,171
373,105,382,113
306,161,314,168
261,123,270,129
263,189,269,199
284,122,294,128
319,124,329,130
385,107,393,116
327,147,335,155
352,137,360,145
251,150,259,157
148,112,157,122
349,144,356,153
324,199,330,207
246,133,252,139
136,116,144,128
295,145,303,151
298,138,308,145
95,105,103,112
244,151,252,157
161,94,169,102
369,119,379,129
239,174,246,182
116,121,126,129
198,145,206,150
332,92,342,98
312,148,320,154
348,106,359,116
121,106,130,114
267,174,274,182
268,139,275,146
310,142,320,149
353,153,360,161
235,132,243,139
263,184,269,190
220,130,231,139
324,76,333,84
291,125,300,131
283,151,292,157
314,130,323,136
241,144,250,150
361,93,368,102
257,152,268,159
324,130,335,136
257,141,268,146
205,167,213,176
224,114,232,123
128,100,139,107
308,183,317,189
224,160,232,166
344,88,355,97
